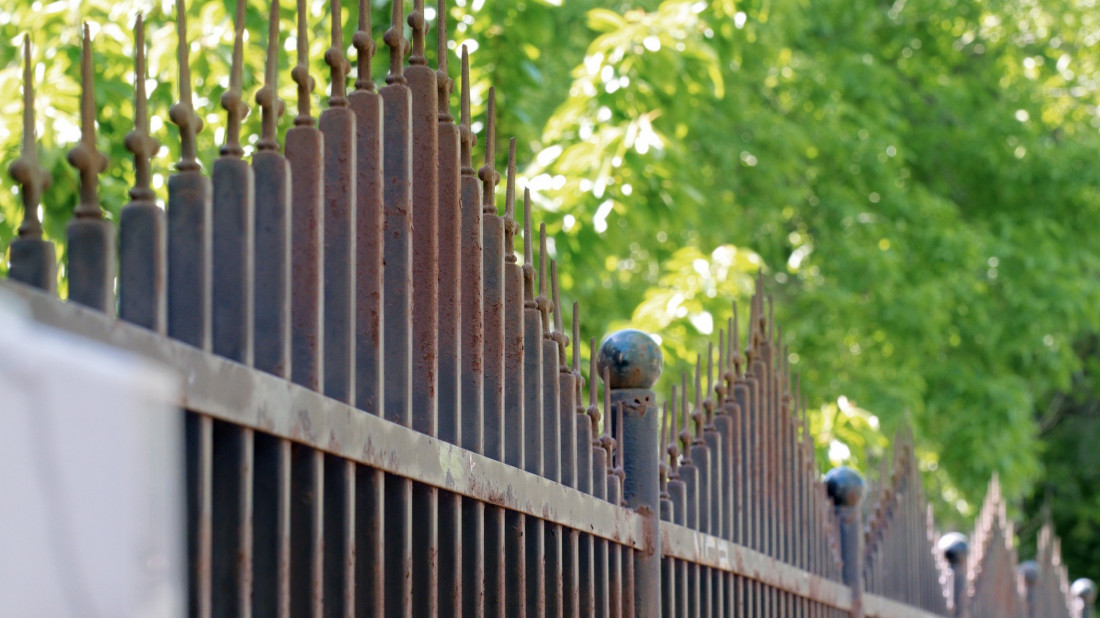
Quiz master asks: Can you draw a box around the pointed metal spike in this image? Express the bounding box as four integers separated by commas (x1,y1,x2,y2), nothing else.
504,137,518,262
257,0,285,151
523,188,533,264
11,34,47,239
353,0,376,91
326,0,350,106
384,0,408,84
69,23,108,219
571,302,581,373
220,0,249,156
170,0,202,170
435,0,452,119
588,336,598,409
551,260,568,367
603,366,612,438
479,87,499,214
291,0,316,125
125,14,159,202
409,0,427,65
538,222,548,298
458,46,475,174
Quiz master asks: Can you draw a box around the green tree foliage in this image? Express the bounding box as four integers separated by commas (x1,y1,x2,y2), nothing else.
3,0,1100,575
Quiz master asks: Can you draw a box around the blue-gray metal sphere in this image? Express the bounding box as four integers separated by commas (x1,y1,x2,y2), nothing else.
596,329,663,389
1073,578,1097,604
824,466,865,507
937,532,969,566
1018,560,1040,585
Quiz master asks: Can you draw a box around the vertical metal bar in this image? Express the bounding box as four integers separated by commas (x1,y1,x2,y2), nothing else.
479,87,506,618
323,454,352,617
572,305,595,617
67,23,114,314
455,47,488,618
8,35,57,294
495,138,525,618
540,250,562,618
186,413,213,618
941,533,969,618
253,434,291,618
523,196,546,618
380,4,414,616
553,271,578,617
404,5,442,615
690,359,713,616
603,380,622,618
211,421,253,618
320,0,357,406
253,0,292,381
286,0,325,394
290,445,324,618
433,5,464,615
119,15,164,331
590,344,610,618
348,6,386,616
167,0,212,353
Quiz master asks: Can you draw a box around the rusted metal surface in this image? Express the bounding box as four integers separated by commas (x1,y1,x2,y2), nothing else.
10,2,1099,616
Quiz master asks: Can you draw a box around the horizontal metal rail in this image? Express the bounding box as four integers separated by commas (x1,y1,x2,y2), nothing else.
3,279,646,552
662,522,853,608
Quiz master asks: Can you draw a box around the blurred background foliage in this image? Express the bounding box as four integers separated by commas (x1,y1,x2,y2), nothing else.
3,0,1100,578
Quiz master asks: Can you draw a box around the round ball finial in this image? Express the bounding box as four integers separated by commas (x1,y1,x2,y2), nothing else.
596,329,663,390
1018,560,1040,586
1073,578,1097,604
937,532,969,566
824,466,865,507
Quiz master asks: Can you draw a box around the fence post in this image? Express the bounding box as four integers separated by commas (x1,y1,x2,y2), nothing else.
939,532,969,618
598,329,663,617
1020,560,1039,618
826,466,865,618
1073,578,1097,618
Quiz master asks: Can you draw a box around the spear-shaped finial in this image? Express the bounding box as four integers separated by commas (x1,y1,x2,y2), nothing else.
384,0,409,84
692,355,705,438
435,0,452,120
479,87,499,214
10,35,48,239
704,342,716,421
572,301,581,374
256,0,286,151
731,301,744,376
326,0,350,106
551,260,569,370
68,23,109,220
169,0,202,170
353,0,376,91
125,14,159,202
522,188,536,305
220,0,249,157
665,399,680,477
588,337,601,438
678,377,693,462
409,0,427,65
291,0,315,125
659,403,670,498
600,366,617,462
715,330,728,402
537,222,553,333
504,137,518,262
458,46,475,174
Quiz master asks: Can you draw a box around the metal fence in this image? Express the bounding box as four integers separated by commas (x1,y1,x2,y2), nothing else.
3,1,1098,616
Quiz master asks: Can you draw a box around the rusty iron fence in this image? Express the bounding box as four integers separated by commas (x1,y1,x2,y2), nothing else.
3,1,1099,616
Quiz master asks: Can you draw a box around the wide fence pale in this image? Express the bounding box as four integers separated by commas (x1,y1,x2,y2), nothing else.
3,1,1098,616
